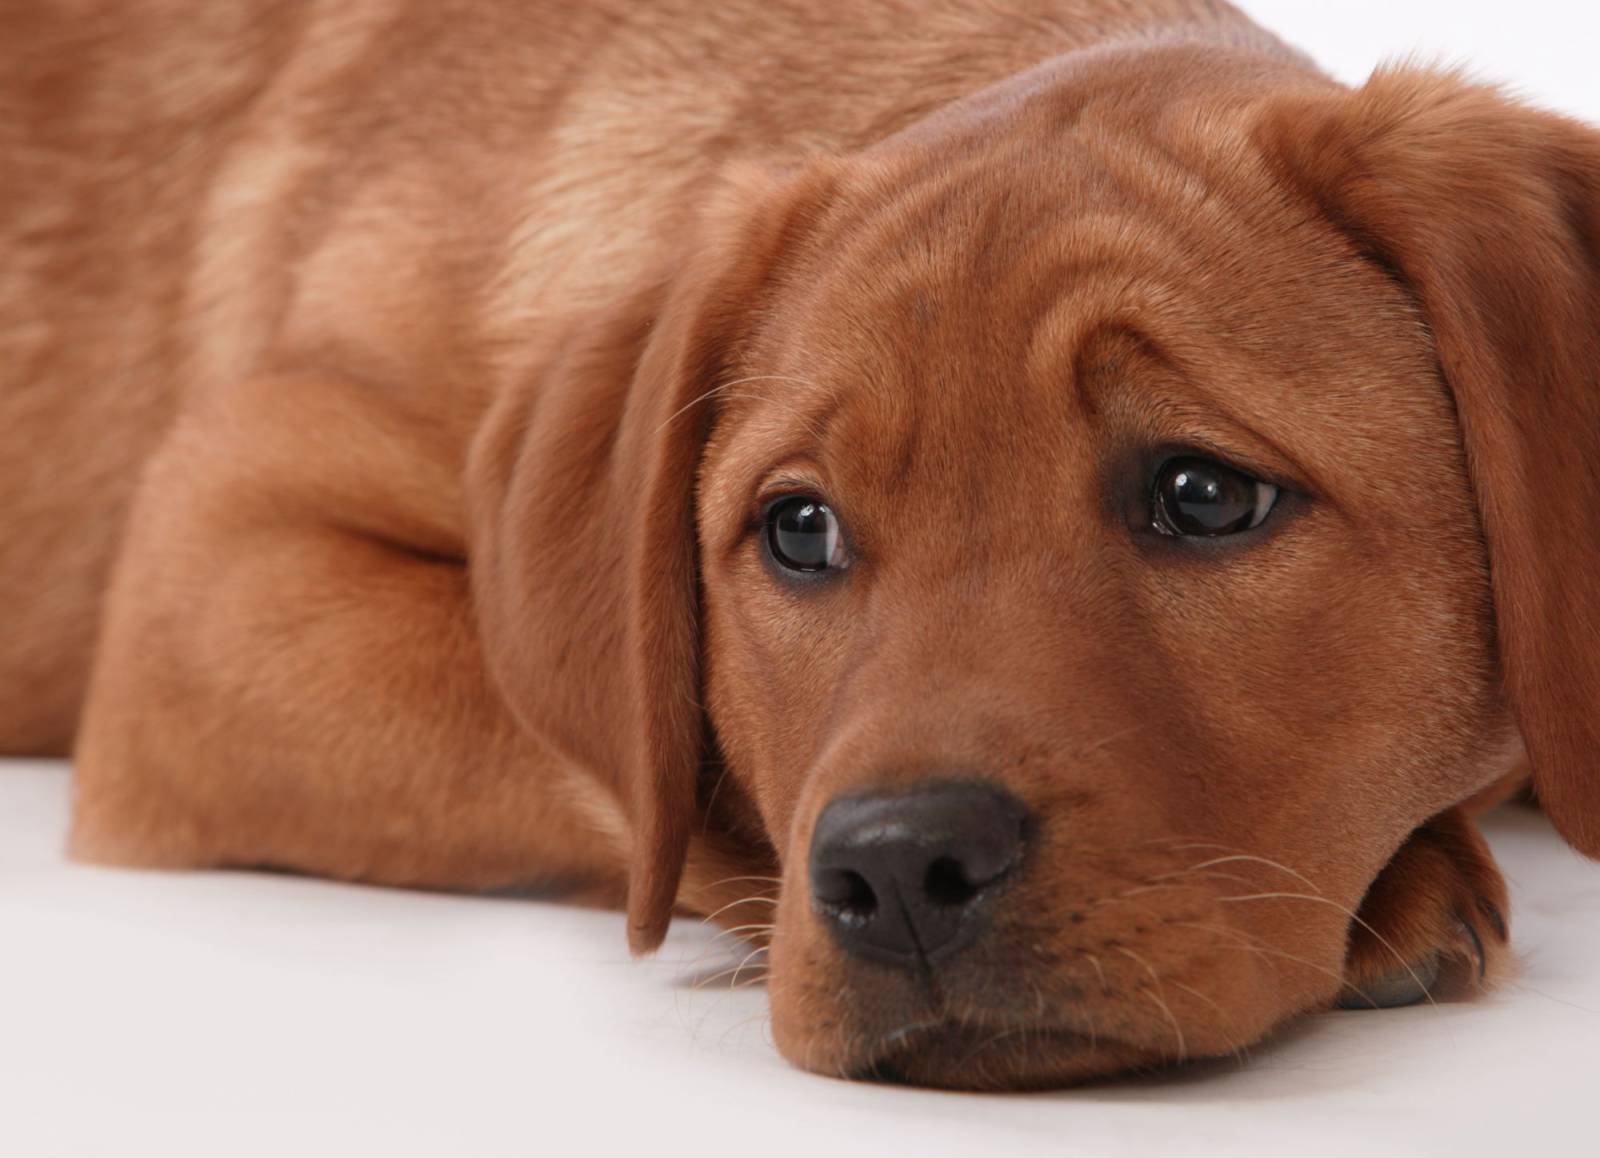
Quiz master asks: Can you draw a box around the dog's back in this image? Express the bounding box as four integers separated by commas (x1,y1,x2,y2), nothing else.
1,4,297,749
0,0,1262,753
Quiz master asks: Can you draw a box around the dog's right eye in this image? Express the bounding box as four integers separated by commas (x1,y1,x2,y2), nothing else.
1151,456,1279,538
766,496,848,574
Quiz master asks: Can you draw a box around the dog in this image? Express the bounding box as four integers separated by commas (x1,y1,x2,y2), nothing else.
3,0,1597,1089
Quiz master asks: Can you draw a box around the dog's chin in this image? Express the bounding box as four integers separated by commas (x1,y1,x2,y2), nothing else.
841,1022,1165,1092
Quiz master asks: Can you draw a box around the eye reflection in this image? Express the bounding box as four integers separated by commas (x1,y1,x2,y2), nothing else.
1152,457,1279,538
766,496,847,574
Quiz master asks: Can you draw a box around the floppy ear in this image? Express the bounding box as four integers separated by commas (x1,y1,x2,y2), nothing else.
467,163,832,952
1258,69,1600,854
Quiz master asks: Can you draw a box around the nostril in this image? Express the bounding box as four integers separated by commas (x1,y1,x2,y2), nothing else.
814,867,878,925
808,782,1031,968
922,856,978,908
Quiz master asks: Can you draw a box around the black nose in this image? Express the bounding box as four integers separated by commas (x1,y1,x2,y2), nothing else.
808,782,1029,969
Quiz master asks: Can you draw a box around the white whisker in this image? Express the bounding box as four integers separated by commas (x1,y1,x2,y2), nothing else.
709,922,776,944
701,895,780,924
652,375,826,438
1174,919,1379,1010
1217,892,1436,1007
730,944,770,987
1183,855,1324,894
699,874,783,890
1115,946,1186,1062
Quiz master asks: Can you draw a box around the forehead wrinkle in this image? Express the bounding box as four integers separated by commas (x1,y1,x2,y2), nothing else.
741,106,1347,515
796,237,1146,511
817,121,1173,295
1072,302,1350,504
804,180,1003,317
819,138,1260,367
1013,213,1201,412
813,350,926,504
1055,103,1333,294
795,105,1268,349
1076,115,1241,217
801,157,969,283
1014,254,1339,508
1011,168,1411,483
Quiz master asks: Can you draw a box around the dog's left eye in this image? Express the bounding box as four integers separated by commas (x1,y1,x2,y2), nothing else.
766,496,848,574
1151,456,1279,538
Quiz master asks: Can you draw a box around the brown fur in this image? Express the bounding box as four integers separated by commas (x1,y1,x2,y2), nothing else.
3,0,1596,1089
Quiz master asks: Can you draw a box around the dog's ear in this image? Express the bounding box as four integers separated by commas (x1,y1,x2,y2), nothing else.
467,162,833,952
1258,69,1600,854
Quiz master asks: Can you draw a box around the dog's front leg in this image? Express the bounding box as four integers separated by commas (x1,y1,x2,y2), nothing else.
1338,807,1512,1008
70,375,627,898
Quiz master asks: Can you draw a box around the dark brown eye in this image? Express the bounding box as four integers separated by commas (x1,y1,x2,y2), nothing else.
1152,457,1279,538
767,497,847,573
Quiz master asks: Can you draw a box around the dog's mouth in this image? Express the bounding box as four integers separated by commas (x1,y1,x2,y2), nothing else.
846,1020,1161,1091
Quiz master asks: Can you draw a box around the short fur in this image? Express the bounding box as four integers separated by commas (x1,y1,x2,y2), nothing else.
2,0,1595,1089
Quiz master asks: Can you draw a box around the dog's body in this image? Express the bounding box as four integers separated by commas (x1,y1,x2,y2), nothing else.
5,0,1599,1088
0,0,1255,740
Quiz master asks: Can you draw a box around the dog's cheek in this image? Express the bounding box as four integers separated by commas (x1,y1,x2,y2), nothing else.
697,579,856,848
765,900,865,1074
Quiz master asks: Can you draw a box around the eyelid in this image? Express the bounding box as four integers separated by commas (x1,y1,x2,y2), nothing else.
1118,378,1323,501
1156,441,1302,497
752,473,831,519
739,482,822,553
752,467,825,499
758,478,826,502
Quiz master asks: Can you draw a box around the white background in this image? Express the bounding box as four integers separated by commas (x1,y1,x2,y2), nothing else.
6,3,1600,1155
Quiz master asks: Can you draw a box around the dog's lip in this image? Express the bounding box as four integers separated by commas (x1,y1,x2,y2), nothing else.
846,1018,1116,1088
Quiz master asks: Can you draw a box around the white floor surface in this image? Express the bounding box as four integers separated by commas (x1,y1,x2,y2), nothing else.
4,761,1599,1157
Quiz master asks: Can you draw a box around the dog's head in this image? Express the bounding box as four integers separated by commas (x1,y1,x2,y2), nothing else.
473,45,1600,1088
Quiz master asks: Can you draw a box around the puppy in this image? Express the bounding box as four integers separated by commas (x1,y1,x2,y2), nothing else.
3,0,1597,1089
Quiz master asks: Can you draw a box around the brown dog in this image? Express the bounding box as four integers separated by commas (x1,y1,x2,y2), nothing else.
3,0,1598,1089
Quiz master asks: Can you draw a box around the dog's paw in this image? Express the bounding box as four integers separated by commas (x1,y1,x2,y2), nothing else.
1337,807,1511,1009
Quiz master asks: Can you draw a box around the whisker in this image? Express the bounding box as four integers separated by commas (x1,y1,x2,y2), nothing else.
701,895,780,924
652,375,823,437
1115,947,1186,1063
956,1024,1029,1071
1137,989,1186,1064
730,944,770,987
1217,892,1436,1007
1119,870,1255,897
1184,855,1324,894
700,764,735,834
1084,952,1110,997
654,383,734,438
1081,1002,1101,1053
1166,978,1249,1068
874,1018,947,1057
699,875,783,890
717,1010,774,1047
1067,723,1143,763
709,922,777,944
692,948,771,991
1135,840,1327,895
1175,920,1380,1010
